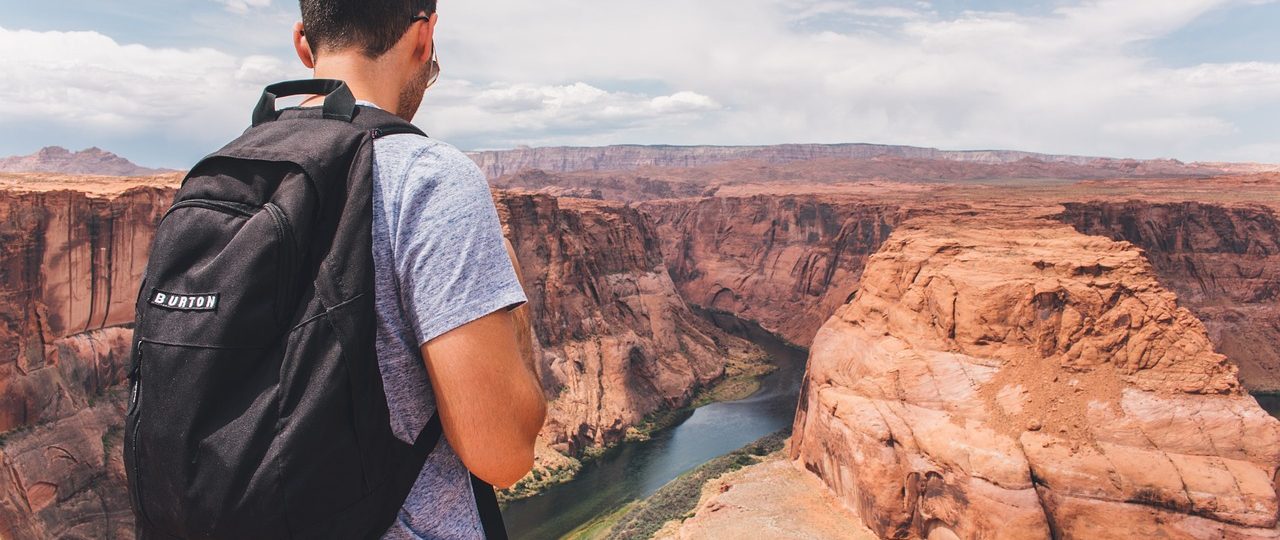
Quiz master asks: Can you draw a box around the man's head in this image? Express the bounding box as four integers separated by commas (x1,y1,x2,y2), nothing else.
293,0,439,120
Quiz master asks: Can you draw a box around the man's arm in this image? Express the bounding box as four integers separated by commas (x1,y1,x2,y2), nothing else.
503,237,538,377
419,238,544,489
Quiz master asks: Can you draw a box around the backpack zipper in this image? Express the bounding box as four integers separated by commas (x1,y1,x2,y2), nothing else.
127,341,151,526
162,199,258,221
263,202,298,324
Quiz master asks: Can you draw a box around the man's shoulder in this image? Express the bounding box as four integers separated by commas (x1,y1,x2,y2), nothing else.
372,133,480,182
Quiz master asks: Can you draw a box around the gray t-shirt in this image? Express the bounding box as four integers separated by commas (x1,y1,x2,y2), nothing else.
368,114,528,539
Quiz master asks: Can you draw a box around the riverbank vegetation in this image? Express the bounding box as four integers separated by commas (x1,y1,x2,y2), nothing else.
627,348,774,443
498,347,775,502
559,429,789,540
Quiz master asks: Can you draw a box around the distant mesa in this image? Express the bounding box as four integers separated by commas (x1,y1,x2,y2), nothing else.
468,143,1277,180
0,146,174,177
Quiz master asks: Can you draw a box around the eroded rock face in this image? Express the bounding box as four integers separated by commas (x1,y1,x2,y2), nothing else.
790,214,1280,539
0,386,132,540
496,193,755,453
642,196,900,347
0,187,173,434
1060,201,1280,392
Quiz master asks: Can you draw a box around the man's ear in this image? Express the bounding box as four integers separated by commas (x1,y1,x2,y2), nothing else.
293,21,315,69
414,13,438,64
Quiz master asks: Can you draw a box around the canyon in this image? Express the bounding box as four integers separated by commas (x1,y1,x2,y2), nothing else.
493,192,759,487
1,145,1279,539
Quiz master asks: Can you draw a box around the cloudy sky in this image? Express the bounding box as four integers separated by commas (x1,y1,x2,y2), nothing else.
1,0,1278,168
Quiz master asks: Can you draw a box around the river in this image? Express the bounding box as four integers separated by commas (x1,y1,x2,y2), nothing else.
1258,394,1280,420
500,311,808,540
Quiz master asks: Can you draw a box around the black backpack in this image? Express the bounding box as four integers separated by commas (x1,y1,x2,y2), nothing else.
123,79,507,539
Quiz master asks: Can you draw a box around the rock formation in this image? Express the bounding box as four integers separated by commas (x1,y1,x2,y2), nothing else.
0,187,173,434
0,387,134,539
790,213,1280,539
1060,201,1280,392
495,192,757,454
0,147,172,177
642,195,900,347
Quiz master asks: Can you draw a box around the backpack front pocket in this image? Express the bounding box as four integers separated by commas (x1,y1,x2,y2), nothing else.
139,198,297,348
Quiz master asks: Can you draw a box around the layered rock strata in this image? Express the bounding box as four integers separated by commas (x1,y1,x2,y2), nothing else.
790,213,1280,539
1060,201,1280,392
496,192,757,454
0,187,173,435
0,387,133,539
642,195,901,347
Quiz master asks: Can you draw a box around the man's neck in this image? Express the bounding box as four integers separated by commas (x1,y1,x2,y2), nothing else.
300,54,403,114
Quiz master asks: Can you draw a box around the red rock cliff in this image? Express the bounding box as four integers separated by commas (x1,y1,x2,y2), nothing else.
1060,201,1280,392
496,192,755,454
790,213,1280,539
641,195,900,347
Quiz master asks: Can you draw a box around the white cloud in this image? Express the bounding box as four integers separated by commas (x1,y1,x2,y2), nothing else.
0,25,303,145
419,0,1280,161
418,81,720,148
3,0,1280,164
218,0,271,15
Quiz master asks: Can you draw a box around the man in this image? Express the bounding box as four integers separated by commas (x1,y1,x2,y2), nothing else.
291,1,545,537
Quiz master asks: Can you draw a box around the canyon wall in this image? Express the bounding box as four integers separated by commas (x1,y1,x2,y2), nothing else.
641,196,902,347
791,213,1280,539
1060,201,1280,393
495,192,755,454
0,187,173,433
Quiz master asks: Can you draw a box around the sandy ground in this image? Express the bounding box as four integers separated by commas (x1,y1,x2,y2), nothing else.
654,450,878,540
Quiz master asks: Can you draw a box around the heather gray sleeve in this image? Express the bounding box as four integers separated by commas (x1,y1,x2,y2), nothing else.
391,141,527,347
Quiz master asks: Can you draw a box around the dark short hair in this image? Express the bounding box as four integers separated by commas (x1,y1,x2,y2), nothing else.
300,0,437,59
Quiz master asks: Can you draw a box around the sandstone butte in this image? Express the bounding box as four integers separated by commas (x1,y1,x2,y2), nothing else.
790,212,1280,539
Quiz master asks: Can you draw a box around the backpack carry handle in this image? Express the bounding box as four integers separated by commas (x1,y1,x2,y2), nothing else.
252,79,357,126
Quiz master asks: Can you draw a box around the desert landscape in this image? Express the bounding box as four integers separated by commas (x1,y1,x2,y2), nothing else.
2,144,1279,539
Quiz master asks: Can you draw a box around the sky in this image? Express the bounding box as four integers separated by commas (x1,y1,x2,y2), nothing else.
1,0,1278,168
